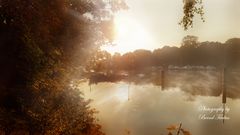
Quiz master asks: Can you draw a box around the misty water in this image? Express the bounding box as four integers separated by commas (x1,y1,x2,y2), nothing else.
77,81,240,135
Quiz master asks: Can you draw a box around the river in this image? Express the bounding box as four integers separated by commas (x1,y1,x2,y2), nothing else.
78,82,240,135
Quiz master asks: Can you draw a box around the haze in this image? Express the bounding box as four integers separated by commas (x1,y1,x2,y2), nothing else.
102,0,240,54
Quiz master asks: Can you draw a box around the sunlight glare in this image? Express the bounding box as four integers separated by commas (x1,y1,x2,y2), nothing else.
114,85,129,102
101,12,155,54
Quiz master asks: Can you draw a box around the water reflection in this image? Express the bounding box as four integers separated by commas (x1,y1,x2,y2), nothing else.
78,82,240,135
87,68,240,98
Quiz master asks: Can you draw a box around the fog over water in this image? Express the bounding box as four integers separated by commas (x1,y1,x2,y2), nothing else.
78,81,240,135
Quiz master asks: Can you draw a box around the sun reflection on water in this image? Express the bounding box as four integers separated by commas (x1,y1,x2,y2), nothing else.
114,84,129,102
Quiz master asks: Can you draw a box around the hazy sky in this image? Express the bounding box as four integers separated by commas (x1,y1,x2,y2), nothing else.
126,0,240,45
102,0,240,54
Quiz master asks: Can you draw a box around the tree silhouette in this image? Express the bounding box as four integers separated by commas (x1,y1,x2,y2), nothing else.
181,35,199,48
180,0,205,30
0,0,126,134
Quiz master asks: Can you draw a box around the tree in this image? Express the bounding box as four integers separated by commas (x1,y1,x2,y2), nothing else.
225,38,240,67
180,0,205,30
0,0,126,134
133,49,153,70
181,35,199,48
180,35,198,65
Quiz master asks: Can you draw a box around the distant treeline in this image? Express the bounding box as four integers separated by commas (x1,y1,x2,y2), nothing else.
86,36,240,73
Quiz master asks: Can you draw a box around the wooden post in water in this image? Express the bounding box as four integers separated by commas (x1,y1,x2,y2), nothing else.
128,83,130,101
161,66,166,90
89,85,92,92
161,70,164,90
221,67,227,124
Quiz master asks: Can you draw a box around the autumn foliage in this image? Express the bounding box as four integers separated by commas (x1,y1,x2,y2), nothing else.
0,0,126,134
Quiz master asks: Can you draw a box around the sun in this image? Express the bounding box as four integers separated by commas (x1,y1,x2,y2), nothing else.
101,12,155,55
